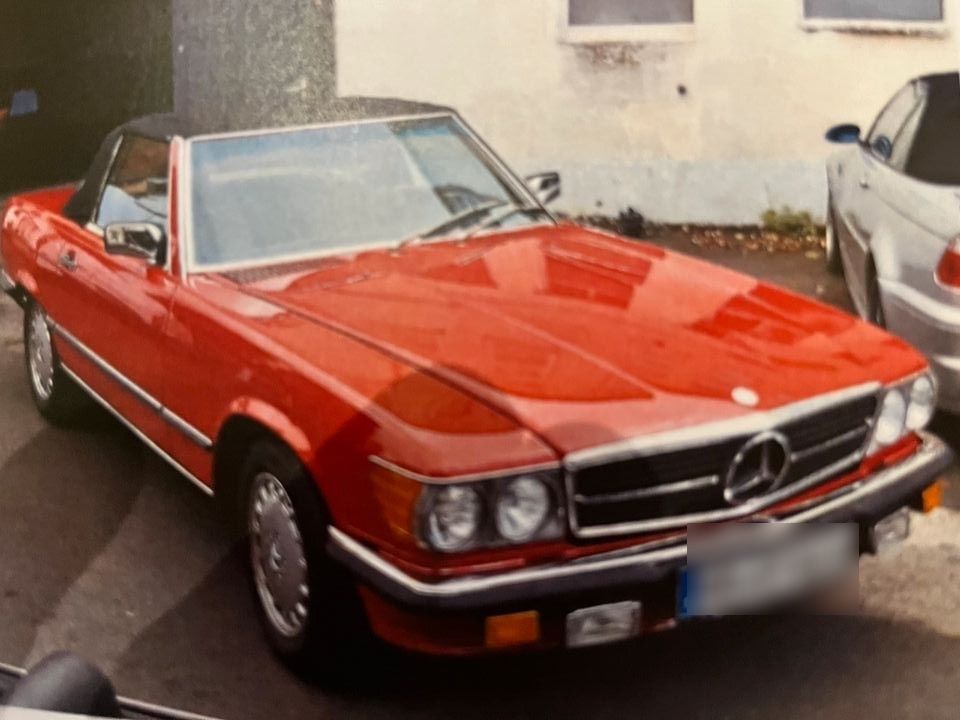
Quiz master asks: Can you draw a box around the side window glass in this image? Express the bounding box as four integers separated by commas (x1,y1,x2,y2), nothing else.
889,90,927,173
903,75,960,185
867,84,920,164
95,136,170,229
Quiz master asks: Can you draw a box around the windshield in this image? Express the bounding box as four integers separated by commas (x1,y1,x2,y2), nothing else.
188,115,538,267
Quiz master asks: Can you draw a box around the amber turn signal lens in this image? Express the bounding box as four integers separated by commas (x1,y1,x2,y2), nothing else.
370,465,422,544
922,481,944,513
485,611,540,649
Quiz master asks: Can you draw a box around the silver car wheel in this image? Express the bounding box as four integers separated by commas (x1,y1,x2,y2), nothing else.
825,215,836,259
249,472,310,639
27,308,55,402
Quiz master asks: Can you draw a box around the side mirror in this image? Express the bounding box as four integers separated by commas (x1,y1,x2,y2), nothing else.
825,123,862,144
525,171,561,206
104,222,165,265
871,135,893,161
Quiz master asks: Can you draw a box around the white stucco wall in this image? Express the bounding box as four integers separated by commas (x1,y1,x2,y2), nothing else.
337,0,960,224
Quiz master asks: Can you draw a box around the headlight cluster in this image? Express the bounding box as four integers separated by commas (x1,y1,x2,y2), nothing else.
869,372,937,453
418,472,563,553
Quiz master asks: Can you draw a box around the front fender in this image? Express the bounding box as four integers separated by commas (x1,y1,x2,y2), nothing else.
217,397,313,462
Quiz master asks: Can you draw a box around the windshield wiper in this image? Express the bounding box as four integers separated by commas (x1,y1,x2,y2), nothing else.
397,200,507,249
462,205,551,239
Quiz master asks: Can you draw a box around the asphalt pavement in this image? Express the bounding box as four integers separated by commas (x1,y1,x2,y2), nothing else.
3,242,960,720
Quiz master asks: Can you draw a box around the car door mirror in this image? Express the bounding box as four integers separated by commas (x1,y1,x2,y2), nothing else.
103,222,166,265
871,135,894,161
825,124,862,144
525,171,561,206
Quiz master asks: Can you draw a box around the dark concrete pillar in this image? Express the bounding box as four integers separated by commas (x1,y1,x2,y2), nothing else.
172,0,336,129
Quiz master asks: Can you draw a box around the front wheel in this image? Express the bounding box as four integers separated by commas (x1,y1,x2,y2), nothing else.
242,439,371,679
23,302,87,423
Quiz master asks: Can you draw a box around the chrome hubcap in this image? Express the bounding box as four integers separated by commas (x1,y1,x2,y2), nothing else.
27,310,55,401
249,472,309,638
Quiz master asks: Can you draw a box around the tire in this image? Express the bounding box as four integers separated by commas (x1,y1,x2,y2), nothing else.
23,302,87,423
242,439,371,680
825,197,843,276
867,262,886,328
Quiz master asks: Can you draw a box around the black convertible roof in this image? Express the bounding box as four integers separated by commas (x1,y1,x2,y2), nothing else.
63,96,455,224
122,96,455,141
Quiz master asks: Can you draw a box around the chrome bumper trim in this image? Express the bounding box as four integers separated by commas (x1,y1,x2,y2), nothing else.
330,432,951,611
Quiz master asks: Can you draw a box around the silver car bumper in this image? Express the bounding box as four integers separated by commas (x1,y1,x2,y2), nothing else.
328,431,952,611
882,279,960,413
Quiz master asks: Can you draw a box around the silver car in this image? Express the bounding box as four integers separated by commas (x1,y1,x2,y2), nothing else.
826,71,960,412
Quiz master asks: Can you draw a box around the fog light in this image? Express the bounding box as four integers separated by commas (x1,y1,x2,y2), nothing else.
869,508,911,554
566,601,641,648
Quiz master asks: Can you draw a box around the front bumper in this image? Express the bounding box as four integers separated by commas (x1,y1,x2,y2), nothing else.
330,432,952,621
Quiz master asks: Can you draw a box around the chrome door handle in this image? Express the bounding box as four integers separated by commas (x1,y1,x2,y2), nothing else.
58,252,77,271
859,177,871,189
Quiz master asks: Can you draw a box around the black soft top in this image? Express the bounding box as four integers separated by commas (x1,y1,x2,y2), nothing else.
63,96,454,224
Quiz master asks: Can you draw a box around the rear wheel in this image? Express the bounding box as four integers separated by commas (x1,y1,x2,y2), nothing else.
23,302,87,423
242,439,371,679
825,197,843,275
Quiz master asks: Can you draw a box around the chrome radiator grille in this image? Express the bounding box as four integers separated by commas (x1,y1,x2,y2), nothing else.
569,390,879,538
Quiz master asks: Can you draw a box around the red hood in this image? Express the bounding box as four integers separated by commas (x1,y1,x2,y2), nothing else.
216,224,925,456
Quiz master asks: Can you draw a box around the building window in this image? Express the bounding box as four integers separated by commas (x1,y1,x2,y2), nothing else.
802,0,946,31
560,0,695,43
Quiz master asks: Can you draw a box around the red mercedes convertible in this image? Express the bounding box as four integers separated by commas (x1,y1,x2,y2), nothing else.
0,98,952,670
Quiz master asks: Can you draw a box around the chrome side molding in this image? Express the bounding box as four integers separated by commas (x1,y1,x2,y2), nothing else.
49,321,214,451
61,365,213,497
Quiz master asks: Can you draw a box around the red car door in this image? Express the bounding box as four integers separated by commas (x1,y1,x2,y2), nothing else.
44,134,178,450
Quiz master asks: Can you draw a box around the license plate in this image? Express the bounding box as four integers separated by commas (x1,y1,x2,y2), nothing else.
678,523,857,619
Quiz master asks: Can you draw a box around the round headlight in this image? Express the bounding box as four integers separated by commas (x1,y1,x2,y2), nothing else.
906,374,936,430
874,389,907,446
424,485,482,552
495,476,550,543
